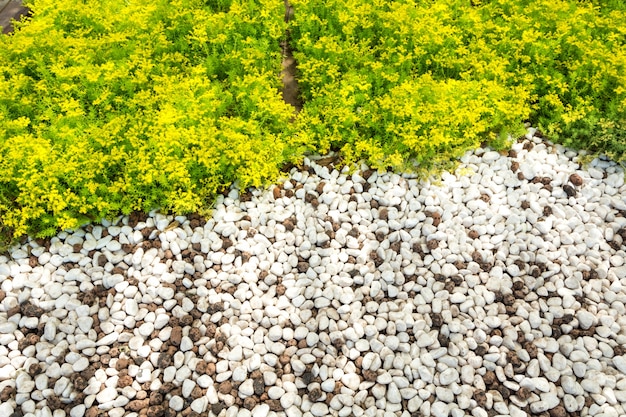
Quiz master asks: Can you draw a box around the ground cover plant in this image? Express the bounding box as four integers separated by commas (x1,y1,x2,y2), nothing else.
0,0,294,245
288,0,626,170
1,0,625,248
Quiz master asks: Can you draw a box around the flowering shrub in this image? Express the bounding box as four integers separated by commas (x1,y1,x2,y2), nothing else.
0,0,293,242
288,0,626,169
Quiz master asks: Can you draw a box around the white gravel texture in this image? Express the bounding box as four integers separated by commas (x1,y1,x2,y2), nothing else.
1,129,626,417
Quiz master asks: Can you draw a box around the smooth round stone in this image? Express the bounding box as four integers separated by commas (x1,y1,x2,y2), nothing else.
128,336,144,350
310,403,329,417
169,396,184,411
72,357,90,372
431,401,449,417
239,379,254,397
182,379,196,398
612,356,626,374
96,387,117,404
321,379,336,392
267,386,285,400
577,311,595,329
341,373,360,390
232,366,247,382
70,405,85,417
439,368,459,385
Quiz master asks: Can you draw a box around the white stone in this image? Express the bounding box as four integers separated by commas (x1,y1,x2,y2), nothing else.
169,396,184,411
239,379,255,397
310,403,329,417
191,397,207,413
268,386,285,400
439,368,459,385
342,372,360,390
72,357,90,372
182,379,195,398
612,356,626,374
431,401,449,417
96,387,118,404
70,405,85,417
386,382,401,404
577,311,595,329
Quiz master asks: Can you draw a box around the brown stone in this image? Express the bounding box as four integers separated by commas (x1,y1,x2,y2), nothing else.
205,362,216,376
218,381,232,394
0,385,15,401
149,391,163,405
189,327,201,342
297,261,308,273
21,301,44,317
524,341,538,359
426,239,439,250
517,386,531,400
128,399,150,412
268,399,282,412
0,290,5,303
363,370,377,382
430,313,444,328
510,161,520,172
468,229,479,239
309,387,322,401
379,208,388,221
549,405,567,417
147,405,165,417
191,386,203,399
86,406,99,417
473,389,487,407
118,374,133,388
563,184,576,197
243,397,257,410
569,173,583,186
115,358,129,371
28,363,42,376
283,218,295,231
170,326,183,346
47,395,63,410
253,378,265,396
354,356,363,369
71,373,88,391
276,284,286,296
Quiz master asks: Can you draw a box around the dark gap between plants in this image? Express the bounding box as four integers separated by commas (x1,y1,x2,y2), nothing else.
0,0,30,34
280,0,303,117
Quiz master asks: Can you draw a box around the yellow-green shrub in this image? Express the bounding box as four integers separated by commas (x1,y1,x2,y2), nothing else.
0,0,292,242
288,0,626,169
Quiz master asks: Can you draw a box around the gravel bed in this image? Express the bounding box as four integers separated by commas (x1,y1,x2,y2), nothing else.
1,129,626,417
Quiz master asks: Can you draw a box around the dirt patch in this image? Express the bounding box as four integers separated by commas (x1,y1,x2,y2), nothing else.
281,0,302,116
0,0,30,34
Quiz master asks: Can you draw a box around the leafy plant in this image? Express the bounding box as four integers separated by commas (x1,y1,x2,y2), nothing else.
0,0,292,243
288,0,626,170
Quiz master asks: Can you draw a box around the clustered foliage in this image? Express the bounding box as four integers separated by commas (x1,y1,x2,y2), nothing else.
0,0,293,242
0,0,625,245
288,0,626,170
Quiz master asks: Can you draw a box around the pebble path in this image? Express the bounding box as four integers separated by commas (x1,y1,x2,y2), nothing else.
1,128,626,417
